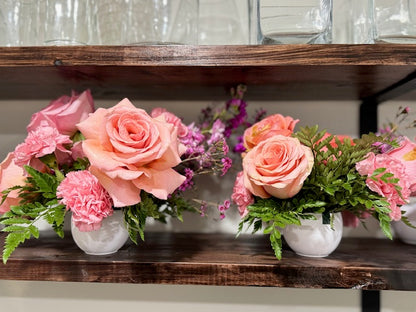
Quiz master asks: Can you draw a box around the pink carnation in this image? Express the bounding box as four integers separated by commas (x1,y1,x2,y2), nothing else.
57,170,113,232
231,171,254,218
356,152,412,221
14,122,72,170
386,137,416,194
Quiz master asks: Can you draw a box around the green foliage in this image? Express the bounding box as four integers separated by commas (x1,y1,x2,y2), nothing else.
123,192,197,244
0,166,66,263
239,126,399,260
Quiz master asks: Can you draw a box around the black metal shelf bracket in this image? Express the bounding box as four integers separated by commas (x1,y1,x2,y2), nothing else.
359,70,416,312
361,290,380,312
360,69,416,135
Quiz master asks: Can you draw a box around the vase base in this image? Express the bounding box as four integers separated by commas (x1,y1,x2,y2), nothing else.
399,239,416,245
295,252,330,258
83,250,120,256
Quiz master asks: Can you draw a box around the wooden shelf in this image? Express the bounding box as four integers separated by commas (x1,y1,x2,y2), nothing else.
0,232,415,290
0,45,416,101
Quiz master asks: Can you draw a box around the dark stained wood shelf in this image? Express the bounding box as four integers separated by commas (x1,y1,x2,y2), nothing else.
0,44,416,101
0,232,415,290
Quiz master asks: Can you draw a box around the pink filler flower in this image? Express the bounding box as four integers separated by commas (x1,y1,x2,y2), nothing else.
231,171,254,217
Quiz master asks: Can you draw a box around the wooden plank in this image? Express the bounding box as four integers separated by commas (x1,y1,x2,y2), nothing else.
0,233,415,290
0,45,415,100
1,45,416,66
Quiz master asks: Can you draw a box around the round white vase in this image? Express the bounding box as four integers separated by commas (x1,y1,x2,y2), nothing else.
282,213,343,257
392,198,416,245
33,218,56,237
71,209,129,255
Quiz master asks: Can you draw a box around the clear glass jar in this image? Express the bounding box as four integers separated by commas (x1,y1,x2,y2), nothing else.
198,0,248,44
0,0,41,46
333,0,374,44
253,0,333,44
373,0,416,43
42,0,92,45
93,0,198,45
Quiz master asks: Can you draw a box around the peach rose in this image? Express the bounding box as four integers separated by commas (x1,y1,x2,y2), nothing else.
27,90,94,136
243,114,299,151
0,153,26,213
76,99,186,207
243,135,314,199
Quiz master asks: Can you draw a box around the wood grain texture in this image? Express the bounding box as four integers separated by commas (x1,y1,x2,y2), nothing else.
0,232,415,290
0,45,415,100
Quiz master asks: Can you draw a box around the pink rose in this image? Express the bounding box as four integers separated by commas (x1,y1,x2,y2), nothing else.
0,153,26,213
14,122,72,171
243,114,299,152
77,99,186,207
151,107,189,138
231,171,254,217
57,170,113,232
356,152,412,221
386,137,416,194
27,90,94,136
243,135,314,199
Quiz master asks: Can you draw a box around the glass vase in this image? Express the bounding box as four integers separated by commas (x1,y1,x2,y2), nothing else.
254,0,333,44
372,0,416,43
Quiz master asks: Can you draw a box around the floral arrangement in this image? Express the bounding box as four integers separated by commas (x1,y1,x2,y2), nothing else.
0,87,250,263
232,112,416,260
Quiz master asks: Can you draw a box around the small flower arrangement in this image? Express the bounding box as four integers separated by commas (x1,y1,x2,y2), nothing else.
0,88,247,263
232,113,416,260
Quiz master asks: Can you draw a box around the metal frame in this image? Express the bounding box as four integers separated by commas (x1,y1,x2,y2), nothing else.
359,70,416,312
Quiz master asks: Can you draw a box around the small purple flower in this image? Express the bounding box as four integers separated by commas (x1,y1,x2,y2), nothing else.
181,123,205,156
200,201,207,217
208,119,226,145
178,168,194,192
233,136,246,153
372,141,393,154
217,199,231,219
221,157,232,176
199,151,212,168
222,139,230,155
233,143,246,153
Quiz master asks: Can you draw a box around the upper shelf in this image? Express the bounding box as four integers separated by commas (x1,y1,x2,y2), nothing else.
1,232,416,290
0,44,416,101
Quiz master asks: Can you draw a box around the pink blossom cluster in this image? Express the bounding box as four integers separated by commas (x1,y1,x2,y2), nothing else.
356,137,416,221
0,90,94,214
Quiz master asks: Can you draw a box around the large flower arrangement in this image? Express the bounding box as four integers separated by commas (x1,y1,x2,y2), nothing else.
232,113,416,259
0,88,249,263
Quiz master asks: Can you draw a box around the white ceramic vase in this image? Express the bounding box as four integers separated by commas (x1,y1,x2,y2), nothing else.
283,213,343,257
393,198,416,245
71,209,129,255
33,218,56,237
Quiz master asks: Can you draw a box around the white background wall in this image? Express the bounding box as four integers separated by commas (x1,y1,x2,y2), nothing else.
1,1,416,311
